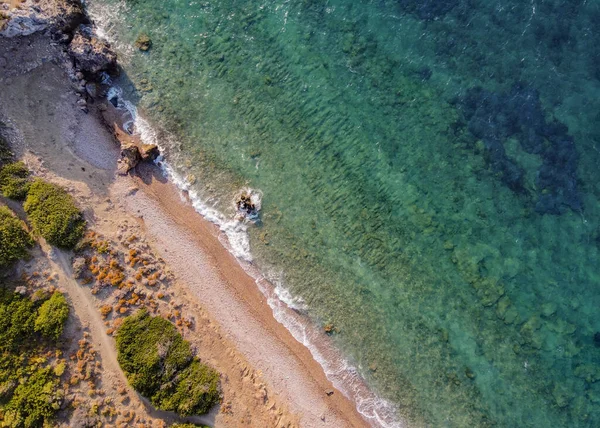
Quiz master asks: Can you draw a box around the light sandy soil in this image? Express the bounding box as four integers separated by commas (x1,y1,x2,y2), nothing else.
0,32,368,427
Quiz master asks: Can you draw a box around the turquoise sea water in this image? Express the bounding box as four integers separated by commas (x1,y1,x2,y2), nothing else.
87,0,600,426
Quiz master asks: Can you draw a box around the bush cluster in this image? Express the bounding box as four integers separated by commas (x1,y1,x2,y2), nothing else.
0,206,33,268
0,162,31,200
0,288,69,427
116,309,221,416
34,292,70,340
24,179,86,249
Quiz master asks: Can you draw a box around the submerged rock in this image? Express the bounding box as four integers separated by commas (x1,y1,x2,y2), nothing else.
458,83,581,215
135,33,152,51
68,25,117,78
324,323,336,335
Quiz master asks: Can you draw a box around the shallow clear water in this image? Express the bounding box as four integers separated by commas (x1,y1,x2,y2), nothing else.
88,0,600,426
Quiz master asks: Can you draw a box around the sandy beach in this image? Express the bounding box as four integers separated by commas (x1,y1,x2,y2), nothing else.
0,21,367,428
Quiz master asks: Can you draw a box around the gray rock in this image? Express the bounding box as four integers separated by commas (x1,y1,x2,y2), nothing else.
68,25,117,78
85,82,98,98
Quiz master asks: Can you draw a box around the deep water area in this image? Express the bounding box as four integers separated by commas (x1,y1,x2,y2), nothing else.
87,0,600,426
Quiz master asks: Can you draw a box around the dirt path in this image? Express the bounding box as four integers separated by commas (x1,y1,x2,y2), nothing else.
47,242,215,427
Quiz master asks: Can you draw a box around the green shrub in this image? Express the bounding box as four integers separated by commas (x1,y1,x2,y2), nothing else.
0,289,69,427
0,162,31,200
34,292,69,340
0,290,36,352
116,310,221,416
155,359,221,416
3,367,62,428
0,134,12,167
24,179,86,249
0,206,33,268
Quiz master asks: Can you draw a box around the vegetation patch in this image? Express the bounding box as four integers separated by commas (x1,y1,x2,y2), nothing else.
0,162,31,200
0,288,70,427
34,292,70,340
0,134,12,167
116,309,221,416
24,179,86,249
0,206,33,268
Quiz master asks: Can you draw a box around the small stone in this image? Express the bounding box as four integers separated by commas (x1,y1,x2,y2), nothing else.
85,82,98,98
465,367,475,379
135,33,152,51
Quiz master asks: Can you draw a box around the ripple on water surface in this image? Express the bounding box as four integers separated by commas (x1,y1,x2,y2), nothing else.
87,0,600,426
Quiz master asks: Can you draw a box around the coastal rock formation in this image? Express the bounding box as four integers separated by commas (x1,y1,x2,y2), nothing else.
116,141,160,175
236,189,261,219
117,142,141,175
139,143,160,162
68,25,117,77
0,0,87,37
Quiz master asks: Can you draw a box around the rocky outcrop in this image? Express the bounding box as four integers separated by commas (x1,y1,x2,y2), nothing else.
115,137,160,175
236,191,257,216
0,0,87,38
68,25,117,78
135,33,152,51
117,142,141,175
235,189,261,220
139,144,160,162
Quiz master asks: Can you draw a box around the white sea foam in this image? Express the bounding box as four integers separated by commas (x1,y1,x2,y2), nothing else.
88,6,405,424
110,87,404,427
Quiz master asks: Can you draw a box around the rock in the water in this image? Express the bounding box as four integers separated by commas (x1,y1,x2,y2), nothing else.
237,191,257,216
139,144,159,162
117,143,140,175
68,25,117,77
135,33,152,51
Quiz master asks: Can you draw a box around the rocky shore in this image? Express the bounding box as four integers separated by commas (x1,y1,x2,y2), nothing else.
0,1,369,426
2,0,158,175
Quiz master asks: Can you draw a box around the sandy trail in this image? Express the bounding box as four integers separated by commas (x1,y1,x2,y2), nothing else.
48,243,215,426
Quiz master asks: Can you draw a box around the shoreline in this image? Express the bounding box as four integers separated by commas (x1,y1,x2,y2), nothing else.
0,3,374,426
